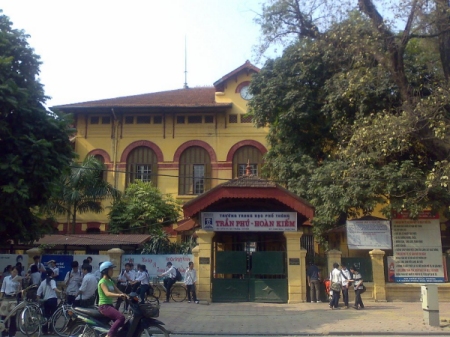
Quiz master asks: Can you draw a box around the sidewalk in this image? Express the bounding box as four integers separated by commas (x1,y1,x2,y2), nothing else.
157,300,450,335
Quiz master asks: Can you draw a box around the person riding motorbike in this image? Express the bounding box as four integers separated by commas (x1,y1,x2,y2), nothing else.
97,261,127,337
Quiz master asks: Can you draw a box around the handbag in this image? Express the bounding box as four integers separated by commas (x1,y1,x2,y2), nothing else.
360,284,366,293
330,282,342,292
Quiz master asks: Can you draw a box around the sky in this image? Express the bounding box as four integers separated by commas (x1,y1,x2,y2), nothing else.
1,0,274,107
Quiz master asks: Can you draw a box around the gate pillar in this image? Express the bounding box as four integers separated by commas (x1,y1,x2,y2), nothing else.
195,229,214,302
327,249,342,275
284,231,306,303
369,249,387,301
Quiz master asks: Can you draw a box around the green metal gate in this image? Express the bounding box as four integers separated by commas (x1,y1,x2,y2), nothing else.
212,250,288,303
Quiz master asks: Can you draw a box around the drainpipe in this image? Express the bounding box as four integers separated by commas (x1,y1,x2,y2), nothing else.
111,108,119,189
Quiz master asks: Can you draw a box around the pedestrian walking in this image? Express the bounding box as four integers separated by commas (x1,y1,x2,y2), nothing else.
349,266,364,310
340,263,352,309
306,261,321,303
329,262,342,309
184,262,199,304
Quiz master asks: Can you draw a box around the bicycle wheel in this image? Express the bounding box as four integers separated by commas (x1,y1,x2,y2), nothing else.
145,294,160,305
152,286,162,300
52,306,72,337
19,305,42,336
170,284,187,302
138,324,170,337
70,323,96,337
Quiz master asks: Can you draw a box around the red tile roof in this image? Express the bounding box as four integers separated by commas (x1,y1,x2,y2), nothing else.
34,234,151,246
213,60,260,91
174,218,197,232
53,87,232,110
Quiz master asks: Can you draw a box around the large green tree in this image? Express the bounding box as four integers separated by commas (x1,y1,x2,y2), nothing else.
0,12,74,244
250,1,450,236
108,180,181,234
43,156,120,233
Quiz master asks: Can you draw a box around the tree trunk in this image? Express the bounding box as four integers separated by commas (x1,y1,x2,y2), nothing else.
436,0,450,82
72,204,77,234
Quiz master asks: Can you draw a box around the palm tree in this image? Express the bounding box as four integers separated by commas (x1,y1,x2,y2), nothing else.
43,156,121,233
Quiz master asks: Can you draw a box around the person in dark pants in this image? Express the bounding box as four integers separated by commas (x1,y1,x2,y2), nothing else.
306,261,321,303
158,262,176,303
340,263,352,309
37,269,62,334
350,266,365,310
329,262,342,309
1,266,21,337
184,262,199,303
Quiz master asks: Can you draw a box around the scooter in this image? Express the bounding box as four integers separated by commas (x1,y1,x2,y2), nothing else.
67,292,169,337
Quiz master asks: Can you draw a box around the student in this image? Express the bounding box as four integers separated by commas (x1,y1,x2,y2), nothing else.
307,261,321,303
115,263,135,312
75,264,97,307
47,260,59,278
0,266,22,337
340,263,352,309
37,269,61,334
97,262,126,337
184,262,199,304
329,263,342,310
130,265,150,304
64,261,83,305
158,262,177,303
349,266,365,310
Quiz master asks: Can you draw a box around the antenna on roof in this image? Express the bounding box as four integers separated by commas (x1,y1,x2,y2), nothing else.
183,36,189,89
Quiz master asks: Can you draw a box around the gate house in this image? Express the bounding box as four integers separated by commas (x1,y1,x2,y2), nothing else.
183,175,314,303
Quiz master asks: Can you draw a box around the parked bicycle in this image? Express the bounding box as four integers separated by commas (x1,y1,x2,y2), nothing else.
69,292,169,337
150,277,187,302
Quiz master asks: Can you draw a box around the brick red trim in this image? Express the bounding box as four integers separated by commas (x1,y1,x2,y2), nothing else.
226,140,268,162
235,81,251,93
87,149,111,163
173,140,217,163
120,140,164,163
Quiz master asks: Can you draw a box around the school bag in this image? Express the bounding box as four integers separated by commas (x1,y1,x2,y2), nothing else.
175,268,182,281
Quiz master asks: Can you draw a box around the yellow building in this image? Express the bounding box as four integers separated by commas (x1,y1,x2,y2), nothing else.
55,61,269,233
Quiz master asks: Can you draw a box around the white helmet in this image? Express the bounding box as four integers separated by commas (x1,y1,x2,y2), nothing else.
99,261,116,273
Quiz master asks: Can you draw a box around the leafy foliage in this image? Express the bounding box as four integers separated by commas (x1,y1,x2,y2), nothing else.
250,1,450,237
0,12,74,244
139,227,196,255
108,180,181,234
43,156,120,233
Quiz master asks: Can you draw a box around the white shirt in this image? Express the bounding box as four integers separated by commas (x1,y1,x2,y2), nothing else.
37,279,57,300
340,268,352,287
28,262,45,273
184,268,197,285
161,266,176,279
330,268,342,284
64,269,83,295
94,270,101,282
117,269,135,285
76,273,97,300
30,272,42,286
135,271,150,285
51,267,59,277
1,275,21,296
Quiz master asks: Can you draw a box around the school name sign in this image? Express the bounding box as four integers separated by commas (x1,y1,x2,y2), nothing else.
201,212,297,232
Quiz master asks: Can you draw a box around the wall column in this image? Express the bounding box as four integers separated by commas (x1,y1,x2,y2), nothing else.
107,248,124,278
370,249,387,301
326,249,342,276
196,230,214,302
284,231,305,303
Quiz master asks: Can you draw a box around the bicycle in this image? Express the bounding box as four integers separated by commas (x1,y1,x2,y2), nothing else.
121,283,160,307
150,277,187,302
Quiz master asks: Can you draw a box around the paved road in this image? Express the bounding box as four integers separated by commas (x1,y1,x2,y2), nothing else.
18,300,450,336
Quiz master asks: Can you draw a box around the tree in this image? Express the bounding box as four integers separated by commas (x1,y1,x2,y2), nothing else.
108,180,181,234
0,12,74,244
43,156,120,233
250,1,450,237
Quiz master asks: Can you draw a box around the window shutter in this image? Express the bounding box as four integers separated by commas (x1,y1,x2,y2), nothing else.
178,164,186,195
129,164,134,185
151,164,158,186
205,164,212,191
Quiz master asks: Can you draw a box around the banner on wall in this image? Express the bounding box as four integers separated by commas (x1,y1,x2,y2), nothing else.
392,211,445,283
201,212,297,232
346,220,392,250
42,255,74,282
121,254,193,278
0,254,29,277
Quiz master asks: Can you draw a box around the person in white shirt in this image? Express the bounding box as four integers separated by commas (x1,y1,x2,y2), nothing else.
349,266,365,310
115,263,135,312
75,264,97,307
130,264,150,304
47,260,59,278
340,263,352,309
1,266,22,337
37,269,61,334
158,262,177,303
329,262,342,310
184,262,198,304
64,261,83,305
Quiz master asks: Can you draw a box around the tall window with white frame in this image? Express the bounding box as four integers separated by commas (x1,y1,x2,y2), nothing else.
179,146,211,195
126,146,158,186
232,145,264,178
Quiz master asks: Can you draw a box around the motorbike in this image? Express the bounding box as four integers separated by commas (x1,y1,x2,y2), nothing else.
67,292,169,337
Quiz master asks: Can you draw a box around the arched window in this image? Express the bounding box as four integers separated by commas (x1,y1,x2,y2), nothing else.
232,146,264,178
127,146,158,186
93,155,107,181
178,146,211,195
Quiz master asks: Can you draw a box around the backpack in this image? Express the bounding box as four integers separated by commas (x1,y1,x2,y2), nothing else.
175,268,182,281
